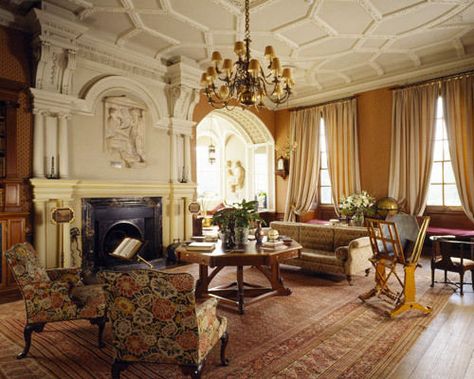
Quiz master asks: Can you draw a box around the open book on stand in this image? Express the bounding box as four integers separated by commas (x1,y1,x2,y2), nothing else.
110,238,153,268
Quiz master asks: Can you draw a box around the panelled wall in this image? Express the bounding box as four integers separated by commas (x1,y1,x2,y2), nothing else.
0,25,32,292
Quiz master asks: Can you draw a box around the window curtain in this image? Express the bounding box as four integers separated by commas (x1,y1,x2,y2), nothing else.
442,75,474,222
284,108,321,221
322,98,360,213
388,83,438,215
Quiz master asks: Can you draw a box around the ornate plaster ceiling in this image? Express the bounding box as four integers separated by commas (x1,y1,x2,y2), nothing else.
6,0,474,106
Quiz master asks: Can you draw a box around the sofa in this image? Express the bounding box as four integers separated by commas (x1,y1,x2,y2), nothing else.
270,221,372,284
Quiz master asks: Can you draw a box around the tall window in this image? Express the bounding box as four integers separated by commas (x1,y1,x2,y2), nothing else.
254,148,268,207
426,97,461,206
196,140,220,199
319,118,332,204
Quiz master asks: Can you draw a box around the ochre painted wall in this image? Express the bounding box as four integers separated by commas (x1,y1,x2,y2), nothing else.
274,109,290,215
267,87,473,229
357,88,393,199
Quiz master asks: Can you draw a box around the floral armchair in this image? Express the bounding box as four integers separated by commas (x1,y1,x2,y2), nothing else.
98,269,229,379
5,242,107,359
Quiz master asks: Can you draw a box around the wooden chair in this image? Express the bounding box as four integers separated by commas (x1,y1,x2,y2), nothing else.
359,216,432,317
5,242,107,359
98,269,229,379
430,236,474,296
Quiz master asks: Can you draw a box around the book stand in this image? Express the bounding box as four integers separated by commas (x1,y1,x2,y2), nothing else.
111,239,153,268
359,217,432,318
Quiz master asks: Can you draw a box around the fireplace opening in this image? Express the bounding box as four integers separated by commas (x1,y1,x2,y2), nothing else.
103,221,143,257
82,197,162,271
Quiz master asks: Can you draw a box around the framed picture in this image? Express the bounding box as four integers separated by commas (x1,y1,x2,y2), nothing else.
51,207,75,224
188,202,201,214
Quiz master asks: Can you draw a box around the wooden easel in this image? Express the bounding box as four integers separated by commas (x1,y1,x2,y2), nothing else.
360,216,432,317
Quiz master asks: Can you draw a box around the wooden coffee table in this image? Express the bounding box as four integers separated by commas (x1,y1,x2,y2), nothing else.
176,240,301,314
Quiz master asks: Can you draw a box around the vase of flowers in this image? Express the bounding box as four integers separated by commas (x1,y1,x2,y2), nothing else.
339,191,375,226
212,200,261,249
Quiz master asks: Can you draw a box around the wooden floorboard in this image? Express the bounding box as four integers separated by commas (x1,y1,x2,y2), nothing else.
1,268,473,378
390,280,474,379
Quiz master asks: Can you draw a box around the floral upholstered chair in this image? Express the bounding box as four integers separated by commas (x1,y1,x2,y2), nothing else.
5,242,107,359
98,269,229,379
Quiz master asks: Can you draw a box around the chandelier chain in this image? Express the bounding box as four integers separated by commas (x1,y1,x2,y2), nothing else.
245,0,250,41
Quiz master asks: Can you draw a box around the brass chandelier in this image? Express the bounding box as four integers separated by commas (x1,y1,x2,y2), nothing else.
200,0,294,109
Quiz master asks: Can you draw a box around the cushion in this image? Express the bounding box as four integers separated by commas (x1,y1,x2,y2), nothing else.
300,249,339,265
270,221,300,242
333,226,369,248
300,224,334,251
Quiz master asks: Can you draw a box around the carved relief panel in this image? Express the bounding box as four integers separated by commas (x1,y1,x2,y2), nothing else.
103,97,147,169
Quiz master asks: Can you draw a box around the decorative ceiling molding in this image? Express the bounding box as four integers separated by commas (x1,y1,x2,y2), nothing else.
2,0,474,106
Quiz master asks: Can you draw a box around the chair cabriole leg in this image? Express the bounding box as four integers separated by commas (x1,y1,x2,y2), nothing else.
220,332,229,366
111,359,129,379
90,316,107,348
17,322,46,359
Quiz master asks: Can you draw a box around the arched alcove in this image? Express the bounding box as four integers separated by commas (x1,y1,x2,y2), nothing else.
196,109,275,211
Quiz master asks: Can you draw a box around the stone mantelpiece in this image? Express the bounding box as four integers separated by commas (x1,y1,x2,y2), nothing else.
30,178,195,268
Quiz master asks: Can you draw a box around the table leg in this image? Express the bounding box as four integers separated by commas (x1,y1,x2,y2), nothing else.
237,266,244,314
271,262,291,295
196,264,209,298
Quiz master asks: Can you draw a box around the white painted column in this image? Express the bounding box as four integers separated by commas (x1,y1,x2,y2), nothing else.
183,134,191,183
170,131,177,183
61,200,73,267
58,113,70,179
33,199,47,266
184,196,193,239
33,110,45,178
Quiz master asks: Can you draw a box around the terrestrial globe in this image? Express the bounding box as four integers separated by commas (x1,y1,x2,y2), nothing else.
376,197,399,218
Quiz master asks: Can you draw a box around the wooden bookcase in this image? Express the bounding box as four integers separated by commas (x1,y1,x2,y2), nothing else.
0,80,28,294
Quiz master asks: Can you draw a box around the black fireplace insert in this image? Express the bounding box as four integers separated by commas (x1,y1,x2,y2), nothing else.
82,197,162,271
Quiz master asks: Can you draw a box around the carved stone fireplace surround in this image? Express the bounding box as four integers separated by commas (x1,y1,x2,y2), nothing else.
30,179,195,269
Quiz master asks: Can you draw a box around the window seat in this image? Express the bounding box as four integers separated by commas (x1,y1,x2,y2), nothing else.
426,226,474,238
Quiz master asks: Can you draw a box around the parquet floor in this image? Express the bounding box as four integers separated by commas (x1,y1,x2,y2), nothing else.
391,281,474,379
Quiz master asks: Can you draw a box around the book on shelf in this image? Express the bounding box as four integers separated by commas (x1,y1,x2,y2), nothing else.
110,237,143,260
186,242,216,251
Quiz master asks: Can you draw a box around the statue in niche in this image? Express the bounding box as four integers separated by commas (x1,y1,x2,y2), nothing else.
104,97,147,168
226,160,236,193
235,160,246,189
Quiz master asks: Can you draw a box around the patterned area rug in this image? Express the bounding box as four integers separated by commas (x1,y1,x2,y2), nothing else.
0,263,452,379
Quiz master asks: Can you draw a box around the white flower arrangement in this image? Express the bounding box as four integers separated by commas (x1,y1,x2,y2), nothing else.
339,191,375,217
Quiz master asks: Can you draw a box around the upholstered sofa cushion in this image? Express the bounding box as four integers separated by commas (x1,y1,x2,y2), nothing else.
300,249,338,265
270,221,300,242
299,224,334,251
334,226,369,248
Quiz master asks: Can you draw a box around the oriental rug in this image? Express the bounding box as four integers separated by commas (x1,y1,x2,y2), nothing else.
0,263,452,379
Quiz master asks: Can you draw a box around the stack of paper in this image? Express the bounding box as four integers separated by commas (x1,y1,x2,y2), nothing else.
186,242,216,251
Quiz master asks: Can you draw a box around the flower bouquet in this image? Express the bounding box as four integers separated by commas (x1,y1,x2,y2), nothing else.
339,191,375,226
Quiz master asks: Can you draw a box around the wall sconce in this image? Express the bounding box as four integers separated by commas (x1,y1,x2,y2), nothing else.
208,142,216,164
275,156,289,179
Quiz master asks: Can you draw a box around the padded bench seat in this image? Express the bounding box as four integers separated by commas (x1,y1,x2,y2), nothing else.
427,226,474,238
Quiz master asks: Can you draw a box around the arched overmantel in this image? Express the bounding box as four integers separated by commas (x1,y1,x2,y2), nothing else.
76,75,166,127
213,108,274,145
